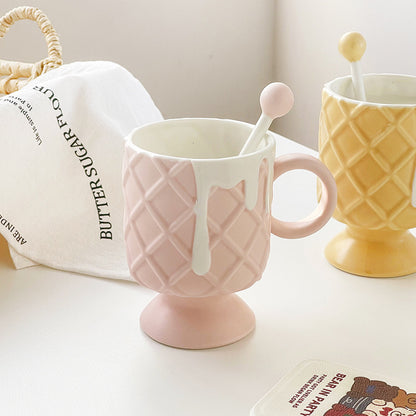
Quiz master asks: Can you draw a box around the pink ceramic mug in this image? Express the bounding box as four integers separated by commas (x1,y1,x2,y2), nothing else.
123,118,336,349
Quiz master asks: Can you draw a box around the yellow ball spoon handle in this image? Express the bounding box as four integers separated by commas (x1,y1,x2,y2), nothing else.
339,32,367,101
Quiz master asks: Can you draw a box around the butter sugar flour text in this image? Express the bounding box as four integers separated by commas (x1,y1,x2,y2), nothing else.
33,86,112,240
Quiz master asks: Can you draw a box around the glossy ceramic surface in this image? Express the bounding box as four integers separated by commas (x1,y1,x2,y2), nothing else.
124,118,336,348
319,74,416,277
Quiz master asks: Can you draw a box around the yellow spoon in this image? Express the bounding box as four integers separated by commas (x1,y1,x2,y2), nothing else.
339,32,367,101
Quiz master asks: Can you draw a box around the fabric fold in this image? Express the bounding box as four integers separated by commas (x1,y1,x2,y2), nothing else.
0,61,163,280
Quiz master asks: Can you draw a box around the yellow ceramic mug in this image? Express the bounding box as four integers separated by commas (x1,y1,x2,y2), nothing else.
319,74,416,277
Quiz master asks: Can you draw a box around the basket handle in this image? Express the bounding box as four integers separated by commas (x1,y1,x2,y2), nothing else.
0,6,63,94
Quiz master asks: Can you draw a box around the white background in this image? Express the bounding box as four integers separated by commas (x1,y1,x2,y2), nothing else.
0,0,275,127
2,1,416,149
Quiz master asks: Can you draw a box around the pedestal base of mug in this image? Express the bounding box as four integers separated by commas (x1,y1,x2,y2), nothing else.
325,226,416,278
140,293,255,349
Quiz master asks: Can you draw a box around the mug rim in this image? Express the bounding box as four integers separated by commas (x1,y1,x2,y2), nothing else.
324,73,416,108
125,118,276,162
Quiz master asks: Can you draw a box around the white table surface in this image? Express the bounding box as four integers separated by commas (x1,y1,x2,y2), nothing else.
1,135,415,416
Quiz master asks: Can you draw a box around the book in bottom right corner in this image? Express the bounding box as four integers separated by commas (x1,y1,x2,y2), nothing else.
250,360,416,416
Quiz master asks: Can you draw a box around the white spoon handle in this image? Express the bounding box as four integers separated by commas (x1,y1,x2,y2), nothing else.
239,113,272,155
351,61,366,101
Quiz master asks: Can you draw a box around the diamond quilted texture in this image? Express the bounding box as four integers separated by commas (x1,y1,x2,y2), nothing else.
170,213,196,253
350,154,386,190
209,241,239,278
207,185,241,226
377,130,410,165
151,239,188,278
227,209,259,250
347,202,386,229
353,106,390,138
336,172,361,215
371,181,408,214
172,271,216,297
150,182,190,226
332,124,366,166
131,152,164,192
319,90,416,230
396,162,415,190
323,96,346,134
123,145,271,297
134,260,163,292
131,208,164,247
167,159,197,201
248,226,270,265
234,264,261,291
398,107,416,135
124,221,143,260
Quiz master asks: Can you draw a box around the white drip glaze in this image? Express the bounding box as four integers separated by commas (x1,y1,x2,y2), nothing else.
191,148,274,276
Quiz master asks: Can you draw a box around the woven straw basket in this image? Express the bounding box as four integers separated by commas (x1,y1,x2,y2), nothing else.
0,6,62,94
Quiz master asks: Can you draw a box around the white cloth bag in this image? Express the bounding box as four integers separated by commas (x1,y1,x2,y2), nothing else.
0,61,163,280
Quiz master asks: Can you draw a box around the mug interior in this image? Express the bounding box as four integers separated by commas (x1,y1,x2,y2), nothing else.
326,74,416,106
128,118,274,159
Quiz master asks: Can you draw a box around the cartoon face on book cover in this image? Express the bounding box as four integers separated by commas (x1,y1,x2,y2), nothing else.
324,377,416,416
250,361,416,416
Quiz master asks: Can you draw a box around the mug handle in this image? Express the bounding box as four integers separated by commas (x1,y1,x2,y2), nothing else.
271,153,337,238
